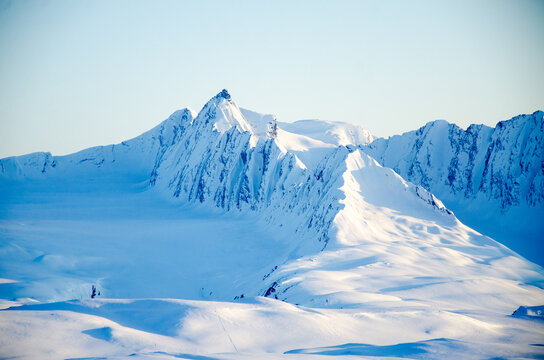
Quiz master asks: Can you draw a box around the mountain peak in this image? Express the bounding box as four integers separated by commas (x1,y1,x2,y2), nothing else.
196,89,255,135
214,89,231,101
199,89,234,112
424,119,450,128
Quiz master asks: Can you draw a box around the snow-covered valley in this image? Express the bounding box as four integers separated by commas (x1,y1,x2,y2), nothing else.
1,90,543,359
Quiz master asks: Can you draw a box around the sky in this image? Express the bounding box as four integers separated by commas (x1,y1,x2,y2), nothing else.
0,0,543,158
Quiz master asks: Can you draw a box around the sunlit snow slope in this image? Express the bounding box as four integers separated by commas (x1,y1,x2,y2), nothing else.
363,112,544,265
0,90,543,359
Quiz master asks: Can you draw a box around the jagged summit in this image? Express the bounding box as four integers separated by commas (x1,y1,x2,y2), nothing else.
194,89,255,135
201,89,233,108
416,110,543,135
215,88,232,101
498,110,543,127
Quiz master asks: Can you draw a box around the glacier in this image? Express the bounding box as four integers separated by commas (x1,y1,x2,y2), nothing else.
0,90,543,359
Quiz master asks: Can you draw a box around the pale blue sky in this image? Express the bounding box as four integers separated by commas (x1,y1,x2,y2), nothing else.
1,0,543,157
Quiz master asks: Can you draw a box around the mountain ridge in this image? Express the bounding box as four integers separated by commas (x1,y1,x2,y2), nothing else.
363,110,544,264
1,90,543,359
1,92,542,268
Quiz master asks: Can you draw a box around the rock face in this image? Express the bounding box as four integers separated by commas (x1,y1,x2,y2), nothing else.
363,111,544,264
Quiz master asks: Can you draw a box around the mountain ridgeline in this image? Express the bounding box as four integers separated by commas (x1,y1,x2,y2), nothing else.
2,90,544,360
0,90,451,259
0,90,542,266
363,111,544,210
363,111,544,264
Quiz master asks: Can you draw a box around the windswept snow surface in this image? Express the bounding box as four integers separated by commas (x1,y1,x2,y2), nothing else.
363,112,544,265
1,90,543,359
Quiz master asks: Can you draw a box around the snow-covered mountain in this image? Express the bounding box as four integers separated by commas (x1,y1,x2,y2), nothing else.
363,111,544,265
0,90,447,258
0,107,197,183
1,90,543,359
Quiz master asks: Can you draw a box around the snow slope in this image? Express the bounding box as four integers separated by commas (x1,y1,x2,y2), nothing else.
1,90,543,359
363,111,544,265
277,118,374,147
238,108,373,147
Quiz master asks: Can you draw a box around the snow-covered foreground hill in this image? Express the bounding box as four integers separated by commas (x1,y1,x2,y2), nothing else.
1,90,543,359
